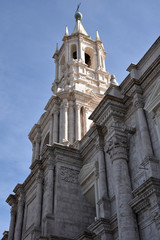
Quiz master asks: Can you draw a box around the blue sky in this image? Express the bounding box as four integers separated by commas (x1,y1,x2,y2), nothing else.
0,0,159,237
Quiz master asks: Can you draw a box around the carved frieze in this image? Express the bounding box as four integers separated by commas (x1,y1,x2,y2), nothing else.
59,166,79,184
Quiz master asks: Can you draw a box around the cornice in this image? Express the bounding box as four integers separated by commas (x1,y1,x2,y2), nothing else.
44,95,60,112
137,36,160,70
130,177,160,213
6,194,17,206
89,93,125,127
28,123,41,142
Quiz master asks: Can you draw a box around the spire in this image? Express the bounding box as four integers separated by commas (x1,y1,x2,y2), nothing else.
96,30,100,41
65,25,69,36
72,7,89,37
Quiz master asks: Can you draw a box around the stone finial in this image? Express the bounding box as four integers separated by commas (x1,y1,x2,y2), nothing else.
65,25,69,36
110,75,119,86
96,30,100,41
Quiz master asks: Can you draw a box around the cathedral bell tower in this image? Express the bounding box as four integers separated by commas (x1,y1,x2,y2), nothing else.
51,10,110,144
29,9,110,163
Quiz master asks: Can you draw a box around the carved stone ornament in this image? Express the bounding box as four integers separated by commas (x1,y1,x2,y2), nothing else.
59,166,79,184
106,135,127,153
133,94,144,109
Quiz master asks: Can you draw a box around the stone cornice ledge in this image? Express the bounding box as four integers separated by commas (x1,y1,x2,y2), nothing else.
88,218,112,235
89,92,125,125
130,177,160,213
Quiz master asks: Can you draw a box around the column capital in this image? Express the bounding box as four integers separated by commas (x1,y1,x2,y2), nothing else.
47,158,54,170
68,100,74,107
75,103,81,110
18,194,25,207
35,134,41,144
84,106,89,113
62,99,68,108
105,135,128,163
133,93,144,109
11,204,17,216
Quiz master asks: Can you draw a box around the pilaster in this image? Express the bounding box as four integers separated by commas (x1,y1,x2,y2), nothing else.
68,100,74,144
7,195,17,240
43,156,55,236
53,106,59,143
133,91,153,158
106,131,139,240
35,133,41,160
31,170,43,239
96,126,110,219
49,114,54,145
133,88,159,179
14,185,25,240
75,104,81,140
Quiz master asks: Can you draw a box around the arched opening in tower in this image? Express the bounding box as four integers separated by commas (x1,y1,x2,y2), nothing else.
71,44,77,60
73,51,77,59
85,53,91,67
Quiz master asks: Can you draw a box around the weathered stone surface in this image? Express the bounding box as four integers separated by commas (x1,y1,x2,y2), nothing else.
2,9,160,240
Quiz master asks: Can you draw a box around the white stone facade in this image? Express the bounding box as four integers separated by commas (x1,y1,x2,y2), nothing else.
2,10,160,240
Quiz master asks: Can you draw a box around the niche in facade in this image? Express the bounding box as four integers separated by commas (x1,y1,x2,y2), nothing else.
85,53,91,67
71,44,77,60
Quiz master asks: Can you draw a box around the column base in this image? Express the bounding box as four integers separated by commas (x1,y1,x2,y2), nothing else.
97,196,111,219
43,215,54,236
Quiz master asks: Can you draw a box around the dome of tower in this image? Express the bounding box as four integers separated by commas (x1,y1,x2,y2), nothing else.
75,11,82,21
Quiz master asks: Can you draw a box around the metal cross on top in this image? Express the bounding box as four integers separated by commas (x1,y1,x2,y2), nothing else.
76,3,81,12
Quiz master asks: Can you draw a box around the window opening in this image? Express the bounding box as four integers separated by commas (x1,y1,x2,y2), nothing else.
73,51,77,59
85,53,91,67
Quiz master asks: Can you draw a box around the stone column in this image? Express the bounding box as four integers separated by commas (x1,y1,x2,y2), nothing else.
46,159,54,216
53,108,59,143
49,114,54,145
34,170,43,228
134,93,153,158
8,204,16,240
97,144,110,218
35,134,41,160
106,135,139,240
68,101,74,144
59,102,64,143
75,104,81,140
14,191,24,240
84,107,89,135
63,99,68,141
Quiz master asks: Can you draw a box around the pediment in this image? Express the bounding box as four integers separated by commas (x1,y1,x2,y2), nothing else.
144,78,160,113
